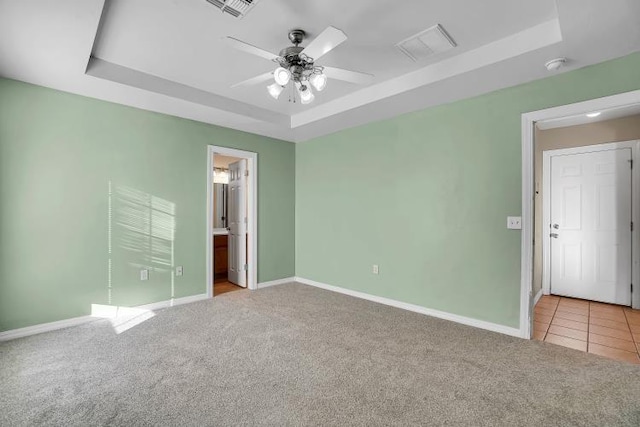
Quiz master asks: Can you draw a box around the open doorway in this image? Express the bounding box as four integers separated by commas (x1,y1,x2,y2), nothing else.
521,95,640,363
206,146,258,297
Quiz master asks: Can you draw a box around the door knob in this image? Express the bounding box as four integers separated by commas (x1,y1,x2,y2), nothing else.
550,233,559,239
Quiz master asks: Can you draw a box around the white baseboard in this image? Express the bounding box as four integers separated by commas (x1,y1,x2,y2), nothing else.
0,293,209,342
138,293,209,311
294,277,522,338
0,315,97,342
257,277,295,289
533,289,544,306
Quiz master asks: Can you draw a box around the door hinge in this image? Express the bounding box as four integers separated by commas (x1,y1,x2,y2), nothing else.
631,283,633,293
245,170,249,177
632,222,634,232
629,159,633,169
244,264,248,271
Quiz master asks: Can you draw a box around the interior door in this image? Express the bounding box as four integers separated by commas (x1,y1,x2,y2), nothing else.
549,148,632,305
227,159,247,287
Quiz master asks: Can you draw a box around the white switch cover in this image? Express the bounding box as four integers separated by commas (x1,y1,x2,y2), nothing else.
176,266,183,277
140,269,149,281
372,264,379,274
507,216,522,230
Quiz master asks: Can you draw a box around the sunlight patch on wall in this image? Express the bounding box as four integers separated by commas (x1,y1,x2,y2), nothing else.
115,185,176,270
107,182,177,304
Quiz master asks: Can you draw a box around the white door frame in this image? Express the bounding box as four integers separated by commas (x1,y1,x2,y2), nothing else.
206,145,258,296
520,89,640,339
542,141,639,299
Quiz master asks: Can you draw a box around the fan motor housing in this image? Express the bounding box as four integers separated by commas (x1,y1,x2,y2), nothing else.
278,46,313,80
279,46,304,58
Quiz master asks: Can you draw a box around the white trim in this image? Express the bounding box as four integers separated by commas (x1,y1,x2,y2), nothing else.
520,112,536,339
542,150,552,296
533,289,544,307
207,146,258,298
295,277,522,338
257,277,295,289
137,293,209,311
542,141,640,302
520,89,640,339
0,315,96,342
0,293,209,342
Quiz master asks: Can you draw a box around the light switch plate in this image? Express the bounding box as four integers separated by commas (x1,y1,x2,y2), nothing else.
507,216,522,230
140,269,149,281
372,264,379,274
176,266,183,277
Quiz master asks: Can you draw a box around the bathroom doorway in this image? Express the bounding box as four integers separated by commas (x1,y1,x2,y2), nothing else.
206,146,258,297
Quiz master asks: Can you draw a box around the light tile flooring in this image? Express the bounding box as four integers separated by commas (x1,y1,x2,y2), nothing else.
534,295,640,364
213,280,245,297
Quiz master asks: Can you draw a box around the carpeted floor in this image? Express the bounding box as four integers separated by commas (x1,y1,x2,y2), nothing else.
1,283,640,426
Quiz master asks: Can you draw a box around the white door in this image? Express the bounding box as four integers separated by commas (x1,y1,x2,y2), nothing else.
227,160,247,287
549,148,632,305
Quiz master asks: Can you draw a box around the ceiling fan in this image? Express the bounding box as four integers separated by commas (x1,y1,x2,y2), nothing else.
225,26,374,104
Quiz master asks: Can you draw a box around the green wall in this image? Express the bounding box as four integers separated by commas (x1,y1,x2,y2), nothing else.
3,53,640,334
0,79,295,332
296,52,640,329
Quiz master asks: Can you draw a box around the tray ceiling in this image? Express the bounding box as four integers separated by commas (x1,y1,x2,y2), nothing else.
1,0,639,142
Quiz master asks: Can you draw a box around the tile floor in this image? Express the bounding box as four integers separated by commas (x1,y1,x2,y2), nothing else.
213,280,245,296
534,295,640,364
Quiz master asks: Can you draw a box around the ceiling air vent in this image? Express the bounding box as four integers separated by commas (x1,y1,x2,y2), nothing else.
396,24,457,62
205,0,260,18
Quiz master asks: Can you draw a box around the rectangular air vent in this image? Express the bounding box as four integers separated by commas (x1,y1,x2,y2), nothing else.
396,24,456,62
205,0,260,19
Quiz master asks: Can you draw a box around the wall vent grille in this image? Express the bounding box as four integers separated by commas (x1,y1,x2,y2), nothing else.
396,24,457,62
205,0,260,19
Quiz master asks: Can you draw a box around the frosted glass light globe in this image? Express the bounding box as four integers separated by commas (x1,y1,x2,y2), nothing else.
310,72,327,91
299,85,315,104
267,83,284,100
273,67,291,86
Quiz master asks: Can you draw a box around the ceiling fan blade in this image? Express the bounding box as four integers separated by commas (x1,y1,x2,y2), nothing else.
224,36,279,62
301,26,347,61
230,72,274,88
323,66,374,85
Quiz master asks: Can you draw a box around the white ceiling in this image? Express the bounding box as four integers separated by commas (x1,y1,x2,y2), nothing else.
1,0,639,143
537,105,640,130
213,154,241,169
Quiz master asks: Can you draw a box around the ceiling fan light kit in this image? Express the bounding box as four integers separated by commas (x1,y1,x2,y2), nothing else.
268,29,328,104
225,26,374,105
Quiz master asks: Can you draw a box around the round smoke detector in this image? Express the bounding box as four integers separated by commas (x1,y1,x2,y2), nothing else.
545,58,567,72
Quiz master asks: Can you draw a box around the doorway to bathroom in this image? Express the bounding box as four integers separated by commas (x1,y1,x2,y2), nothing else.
206,146,258,297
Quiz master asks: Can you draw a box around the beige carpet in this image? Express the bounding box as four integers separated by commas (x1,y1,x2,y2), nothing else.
1,282,639,426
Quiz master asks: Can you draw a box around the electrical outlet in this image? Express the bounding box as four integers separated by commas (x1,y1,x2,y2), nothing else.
507,216,522,230
140,269,149,281
176,266,183,277
372,264,379,275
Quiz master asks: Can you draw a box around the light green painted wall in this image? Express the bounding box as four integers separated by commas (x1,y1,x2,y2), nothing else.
0,79,295,332
296,52,640,329
3,53,640,334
